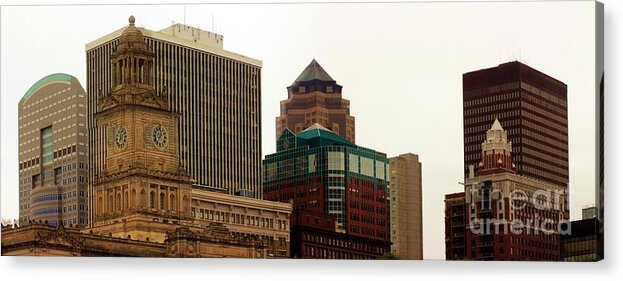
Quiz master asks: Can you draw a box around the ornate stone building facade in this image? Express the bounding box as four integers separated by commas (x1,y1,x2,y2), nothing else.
86,17,263,228
191,189,292,257
4,17,291,258
445,120,566,261
1,222,265,258
89,16,194,242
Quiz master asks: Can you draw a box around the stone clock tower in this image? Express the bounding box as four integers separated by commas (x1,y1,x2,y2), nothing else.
91,16,193,242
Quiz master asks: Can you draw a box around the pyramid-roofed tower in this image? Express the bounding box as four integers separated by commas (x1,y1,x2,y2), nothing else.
277,59,356,143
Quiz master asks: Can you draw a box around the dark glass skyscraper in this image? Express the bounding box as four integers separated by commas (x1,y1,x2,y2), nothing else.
463,61,568,189
264,124,389,242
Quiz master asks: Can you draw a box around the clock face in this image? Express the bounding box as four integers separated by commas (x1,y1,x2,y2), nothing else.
151,125,168,149
115,127,127,150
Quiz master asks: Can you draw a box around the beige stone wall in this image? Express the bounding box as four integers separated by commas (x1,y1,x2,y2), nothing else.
191,189,292,257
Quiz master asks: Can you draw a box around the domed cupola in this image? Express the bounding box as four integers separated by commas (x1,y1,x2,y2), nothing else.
110,16,155,90
116,16,150,53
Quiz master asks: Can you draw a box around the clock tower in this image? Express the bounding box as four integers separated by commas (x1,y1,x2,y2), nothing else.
91,16,193,241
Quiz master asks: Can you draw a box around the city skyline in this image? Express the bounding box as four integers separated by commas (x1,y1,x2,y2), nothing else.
0,2,598,259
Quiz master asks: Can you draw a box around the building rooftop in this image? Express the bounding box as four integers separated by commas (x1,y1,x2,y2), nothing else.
293,59,335,84
297,123,355,148
490,118,503,131
21,73,74,103
86,18,261,67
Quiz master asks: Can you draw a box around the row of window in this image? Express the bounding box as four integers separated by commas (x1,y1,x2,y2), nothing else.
464,118,520,135
521,100,567,125
464,100,521,117
62,189,86,200
192,207,288,230
356,226,386,239
19,148,81,171
305,233,385,254
53,145,77,159
19,102,84,130
32,207,61,215
21,86,72,110
464,90,519,107
520,82,567,108
264,153,387,182
32,194,61,203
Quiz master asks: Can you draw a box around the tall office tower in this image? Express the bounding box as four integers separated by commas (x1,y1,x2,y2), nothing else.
388,153,423,260
18,74,89,227
86,18,263,228
264,125,391,258
463,61,568,189
276,59,356,143
446,120,566,261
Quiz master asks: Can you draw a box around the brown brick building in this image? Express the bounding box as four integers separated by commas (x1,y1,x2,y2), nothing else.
264,126,391,259
446,120,566,261
463,61,568,190
444,192,466,260
289,210,390,259
276,59,356,143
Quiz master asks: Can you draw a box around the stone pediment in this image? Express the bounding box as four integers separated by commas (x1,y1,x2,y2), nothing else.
37,226,84,249
135,92,168,110
99,94,121,112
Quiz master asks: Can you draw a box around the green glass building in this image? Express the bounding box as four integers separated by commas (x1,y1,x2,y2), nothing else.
264,124,389,241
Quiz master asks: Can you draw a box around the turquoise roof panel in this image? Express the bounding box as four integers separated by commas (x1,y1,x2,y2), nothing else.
21,73,73,103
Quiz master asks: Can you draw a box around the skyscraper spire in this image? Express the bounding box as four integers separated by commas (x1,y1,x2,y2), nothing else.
477,119,515,176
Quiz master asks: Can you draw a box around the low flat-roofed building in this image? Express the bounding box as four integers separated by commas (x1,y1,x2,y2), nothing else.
191,189,292,258
561,218,599,261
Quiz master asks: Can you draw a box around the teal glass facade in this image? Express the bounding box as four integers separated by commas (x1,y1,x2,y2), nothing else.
264,127,389,241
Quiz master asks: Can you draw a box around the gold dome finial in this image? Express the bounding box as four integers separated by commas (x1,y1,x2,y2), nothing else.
129,15,135,26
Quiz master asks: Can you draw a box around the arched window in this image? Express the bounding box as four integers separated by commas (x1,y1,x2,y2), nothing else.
124,191,129,209
149,191,155,209
182,195,189,212
116,193,121,211
160,192,165,210
140,189,146,207
169,194,176,211
132,189,137,206
98,196,103,215
108,194,113,213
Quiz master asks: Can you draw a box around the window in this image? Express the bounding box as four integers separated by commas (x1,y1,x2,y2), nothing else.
170,194,176,211
149,191,155,208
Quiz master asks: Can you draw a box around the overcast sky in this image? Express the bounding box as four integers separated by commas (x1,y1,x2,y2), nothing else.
0,1,598,259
